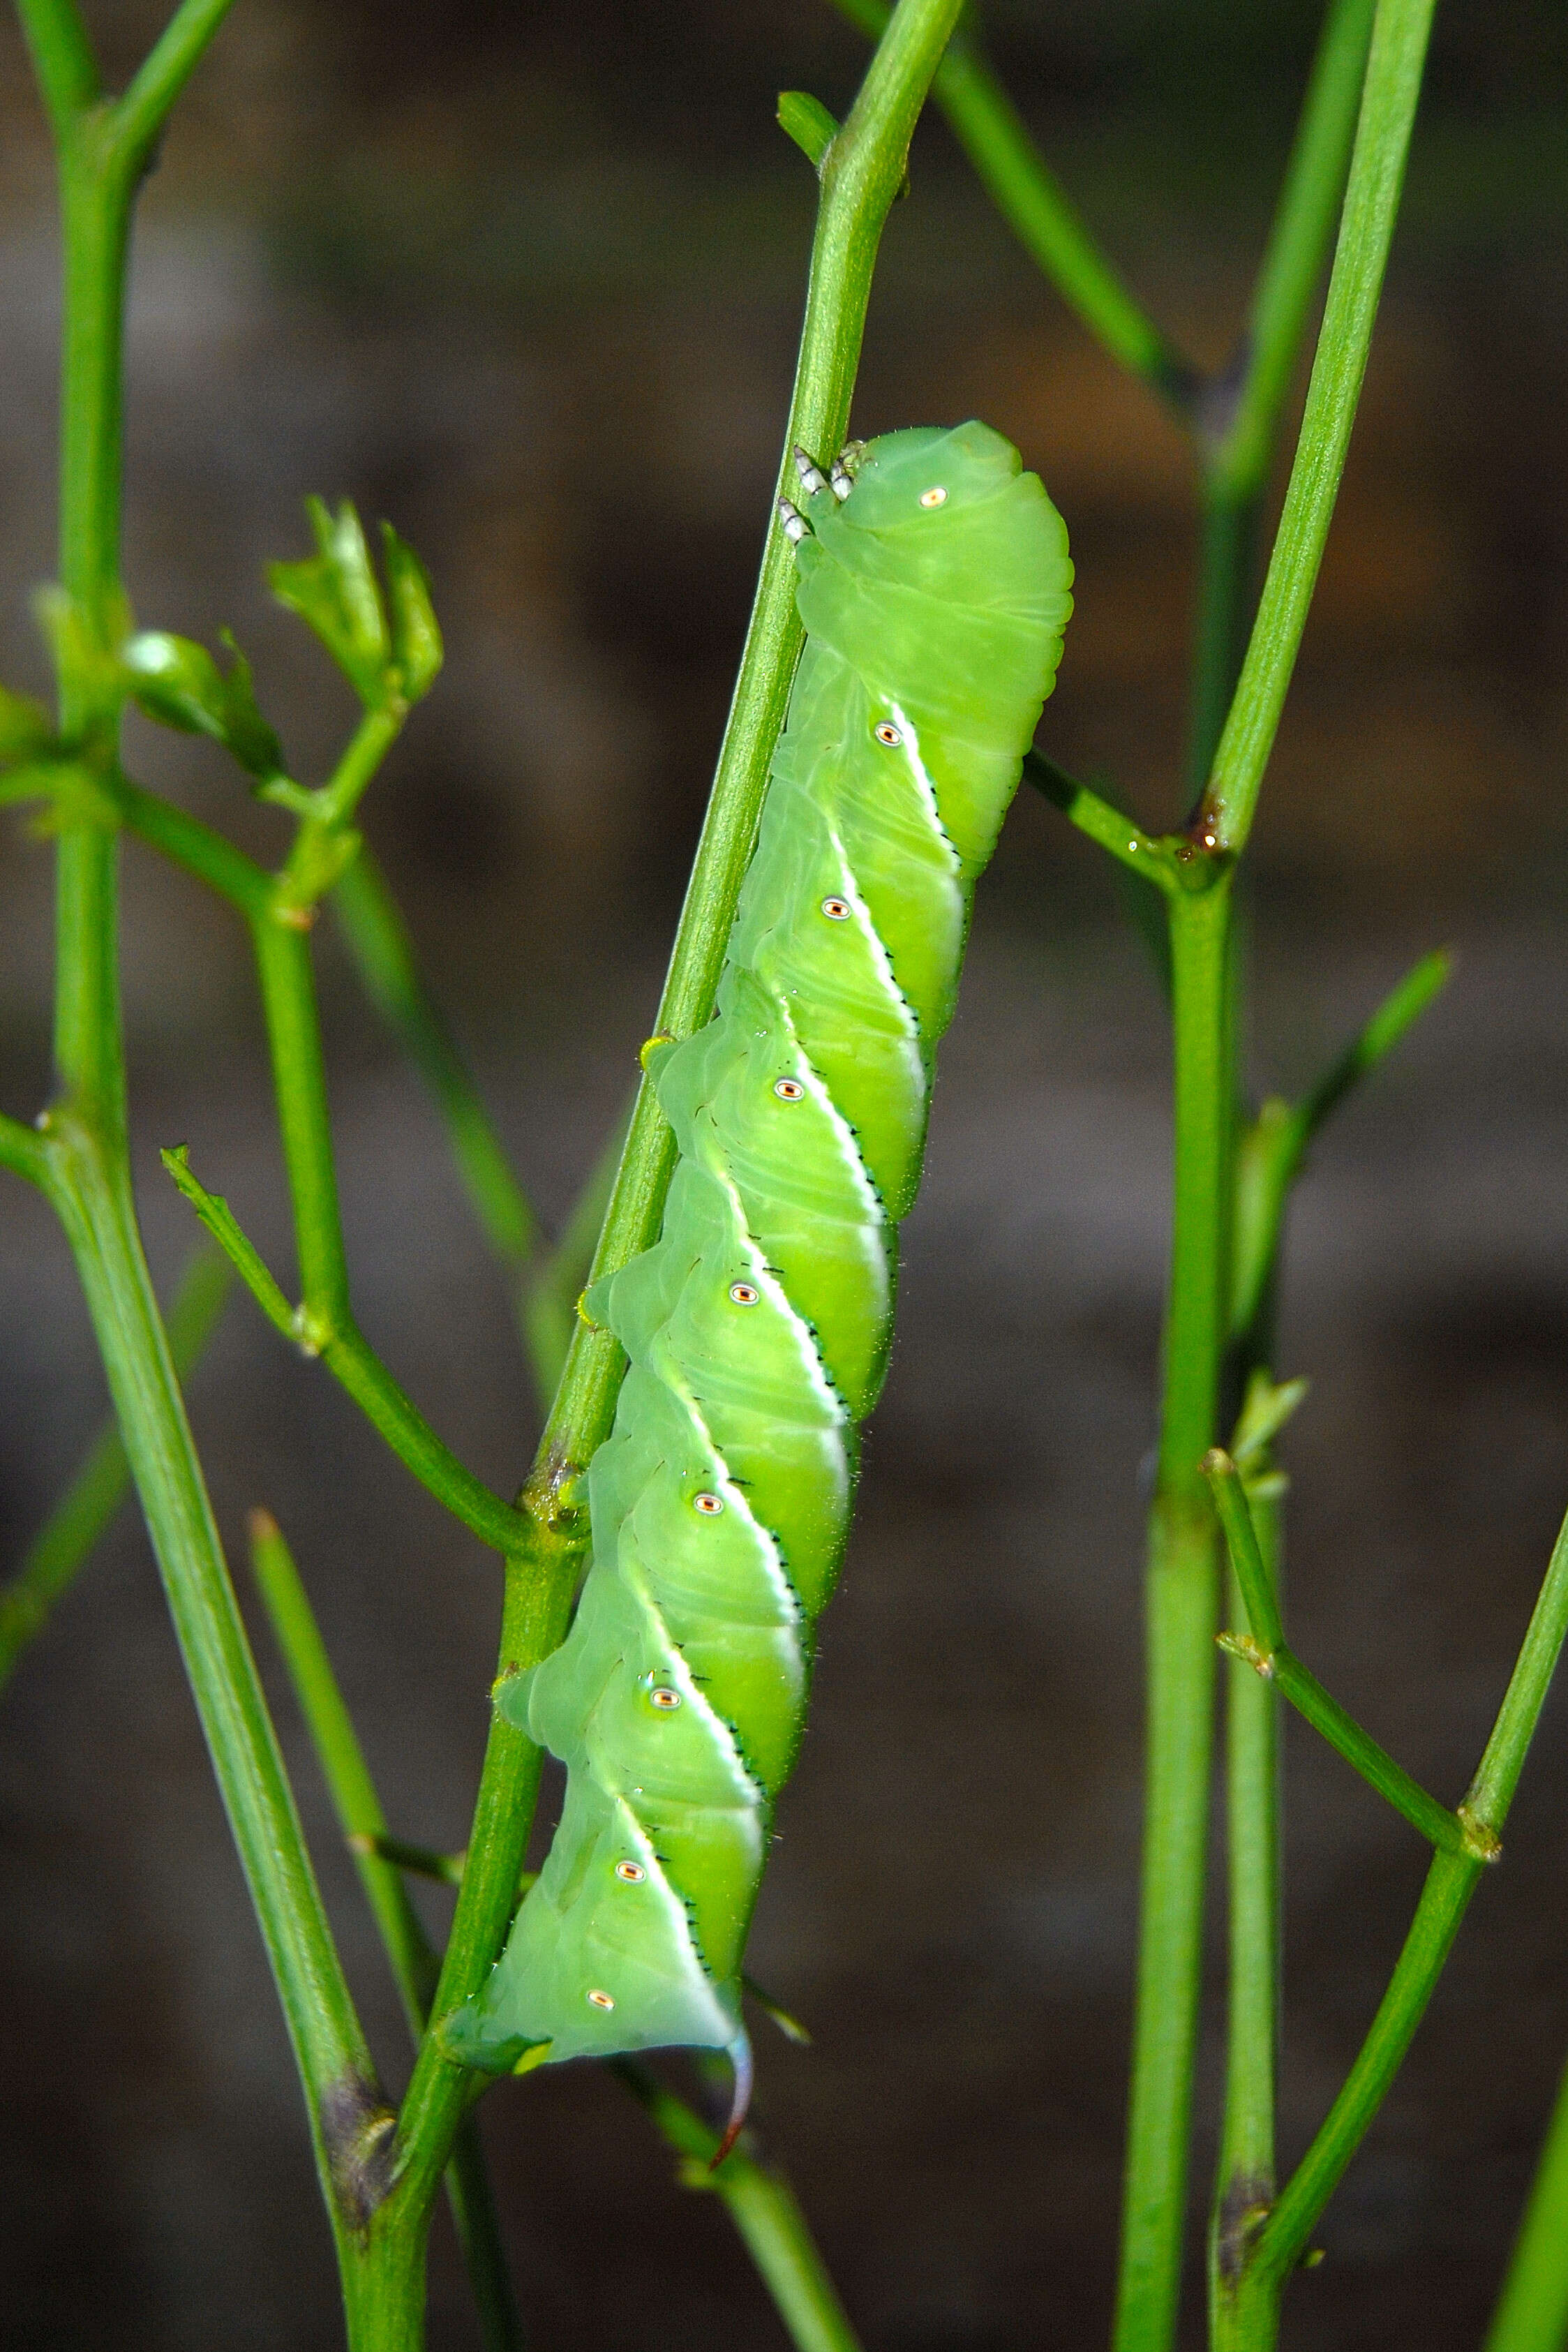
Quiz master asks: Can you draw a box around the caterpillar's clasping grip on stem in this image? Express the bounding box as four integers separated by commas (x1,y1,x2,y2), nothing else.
447,424,1073,2129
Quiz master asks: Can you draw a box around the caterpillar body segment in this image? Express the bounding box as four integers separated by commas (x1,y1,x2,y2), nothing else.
447,422,1073,2093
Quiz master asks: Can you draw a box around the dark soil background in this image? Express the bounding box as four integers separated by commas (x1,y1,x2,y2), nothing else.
2,3,1567,2346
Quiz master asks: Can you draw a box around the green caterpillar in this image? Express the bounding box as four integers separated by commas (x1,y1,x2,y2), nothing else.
447,422,1072,2143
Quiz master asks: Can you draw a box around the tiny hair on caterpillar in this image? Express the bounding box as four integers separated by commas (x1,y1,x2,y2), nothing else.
446,421,1073,2159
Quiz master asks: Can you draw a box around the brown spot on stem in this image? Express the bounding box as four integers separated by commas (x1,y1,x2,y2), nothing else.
320,2072,398,2233
1215,2170,1274,2283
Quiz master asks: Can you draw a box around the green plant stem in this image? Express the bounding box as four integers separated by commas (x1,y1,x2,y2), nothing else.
830,0,1192,411
162,1136,531,1556
1484,2053,1568,2352
352,1833,468,1887
1186,0,1375,794
1210,1508,1280,2351
385,0,967,2274
1200,0,1437,850
16,3,416,2334
1022,752,1177,888
1230,949,1449,1350
0,1112,49,1184
327,851,539,1262
92,774,532,1550
1115,871,1234,2352
0,1243,230,1691
248,1511,523,2352
521,1102,632,1406
1207,1448,1488,1861
43,1116,387,2267
111,0,237,171
1245,1504,1568,2298
1214,0,1377,507
614,2061,865,2352
302,706,404,840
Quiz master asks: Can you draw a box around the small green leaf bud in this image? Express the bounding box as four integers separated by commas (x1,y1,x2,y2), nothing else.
380,524,442,704
122,630,286,783
269,497,391,707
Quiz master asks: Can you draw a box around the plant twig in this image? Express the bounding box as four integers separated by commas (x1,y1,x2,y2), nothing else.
1022,752,1177,888
160,1144,531,1556
1210,1489,1281,2344
327,854,540,1281
349,1832,468,1889
0,1111,50,1186
831,0,1194,412
1247,1501,1568,2292
1199,0,1438,851
247,1510,521,2352
1205,1450,1493,1863
0,1243,230,1692
44,1117,387,2249
613,2062,864,2352
1187,0,1375,790
19,0,396,2306
110,0,237,177
521,1101,632,1406
1230,946,1449,1348
1113,9,1437,2336
1484,2050,1568,2352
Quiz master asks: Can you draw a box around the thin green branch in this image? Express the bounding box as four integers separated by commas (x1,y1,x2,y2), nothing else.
12,0,98,141
1250,1502,1568,2291
612,2063,865,2352
1188,0,1378,902
1297,944,1450,1144
43,1121,385,2245
251,911,352,1316
1230,946,1449,1348
831,0,1193,412
22,0,398,2324
389,0,969,2254
1214,0,1377,503
247,1509,523,2352
162,1145,531,1556
1484,2051,1568,2352
1210,1496,1281,2349
304,707,403,839
324,1326,531,1554
521,1103,632,1406
116,769,273,915
327,849,538,1270
112,775,536,1552
249,1509,442,2025
1200,0,1438,851
110,0,237,180
1202,1451,1285,1653
1022,751,1177,891
0,1110,50,1186
349,1832,468,1889
0,1243,230,1692
1206,1449,1489,1862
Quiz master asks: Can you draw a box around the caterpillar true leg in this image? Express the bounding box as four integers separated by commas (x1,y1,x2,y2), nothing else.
792,445,830,496
447,421,1073,2104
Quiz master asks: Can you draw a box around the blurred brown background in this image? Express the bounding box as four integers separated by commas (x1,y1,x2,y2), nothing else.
1,3,1567,2346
